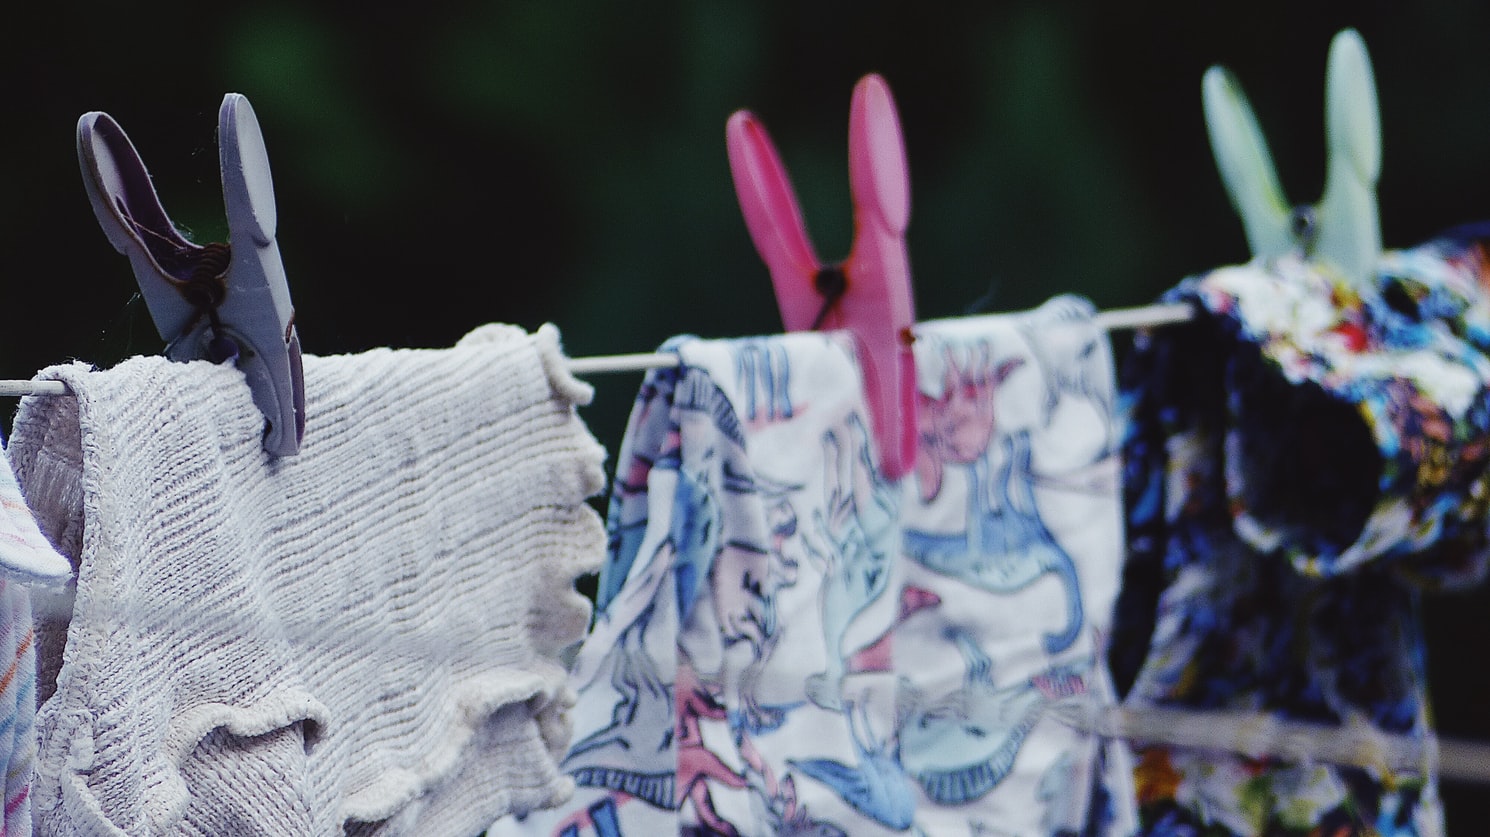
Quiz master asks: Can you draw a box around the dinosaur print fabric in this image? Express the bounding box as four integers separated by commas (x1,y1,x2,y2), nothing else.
488,296,1137,836
899,299,1137,837
1114,229,1490,837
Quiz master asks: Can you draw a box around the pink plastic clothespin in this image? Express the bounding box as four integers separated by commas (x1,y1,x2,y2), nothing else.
726,73,917,478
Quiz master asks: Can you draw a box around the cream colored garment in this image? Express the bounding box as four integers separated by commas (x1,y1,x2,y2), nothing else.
9,324,606,836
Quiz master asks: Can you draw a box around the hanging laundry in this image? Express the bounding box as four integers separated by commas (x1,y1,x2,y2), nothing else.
6,324,607,836
0,578,36,837
490,296,1136,836
0,443,71,837
901,297,1137,837
1114,229,1490,837
0,448,70,586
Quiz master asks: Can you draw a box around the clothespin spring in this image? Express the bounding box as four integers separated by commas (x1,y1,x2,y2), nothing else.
114,210,241,364
810,266,849,331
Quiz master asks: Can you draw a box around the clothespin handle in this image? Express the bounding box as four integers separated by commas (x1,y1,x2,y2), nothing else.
216,94,306,456
78,94,305,456
727,74,917,478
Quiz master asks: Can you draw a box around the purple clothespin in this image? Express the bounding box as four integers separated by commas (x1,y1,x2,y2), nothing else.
77,93,305,456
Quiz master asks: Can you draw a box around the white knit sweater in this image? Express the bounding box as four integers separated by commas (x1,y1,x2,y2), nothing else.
8,324,606,836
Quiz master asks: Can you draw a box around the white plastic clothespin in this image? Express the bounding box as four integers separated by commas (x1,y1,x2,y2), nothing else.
1203,28,1382,289
78,93,306,456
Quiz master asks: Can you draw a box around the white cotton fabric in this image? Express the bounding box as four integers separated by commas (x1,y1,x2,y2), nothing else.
8,323,607,836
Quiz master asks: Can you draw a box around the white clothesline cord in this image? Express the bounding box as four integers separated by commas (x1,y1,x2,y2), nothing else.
565,352,682,376
0,302,1194,397
0,380,68,398
1054,703,1490,784
1093,301,1193,331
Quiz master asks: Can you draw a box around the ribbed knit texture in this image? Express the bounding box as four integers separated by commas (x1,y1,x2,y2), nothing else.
7,323,607,836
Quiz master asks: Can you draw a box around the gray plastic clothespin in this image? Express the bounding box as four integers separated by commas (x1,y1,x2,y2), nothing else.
77,93,305,456
1202,28,1382,289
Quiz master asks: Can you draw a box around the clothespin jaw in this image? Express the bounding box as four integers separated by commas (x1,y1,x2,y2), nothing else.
727,73,917,478
78,93,305,456
1203,28,1381,288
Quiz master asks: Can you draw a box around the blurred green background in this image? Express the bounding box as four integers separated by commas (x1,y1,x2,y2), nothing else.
6,0,1490,827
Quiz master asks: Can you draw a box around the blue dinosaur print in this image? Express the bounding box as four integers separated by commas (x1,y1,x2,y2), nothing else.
668,468,720,624
557,799,623,837
727,700,804,737
804,415,899,709
899,628,1048,805
788,699,916,830
562,603,678,811
904,431,1084,653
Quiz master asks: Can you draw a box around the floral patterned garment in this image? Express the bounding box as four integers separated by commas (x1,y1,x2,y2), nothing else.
1113,227,1490,837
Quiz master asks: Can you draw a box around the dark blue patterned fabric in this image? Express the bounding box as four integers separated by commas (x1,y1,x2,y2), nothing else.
1114,230,1490,836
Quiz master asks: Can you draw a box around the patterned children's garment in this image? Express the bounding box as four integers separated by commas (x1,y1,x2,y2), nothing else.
1114,229,1490,837
0,444,72,837
0,576,37,837
490,296,1137,836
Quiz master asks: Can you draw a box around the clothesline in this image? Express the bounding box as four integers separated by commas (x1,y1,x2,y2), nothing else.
1058,705,1490,784
7,295,1488,787
0,302,1197,397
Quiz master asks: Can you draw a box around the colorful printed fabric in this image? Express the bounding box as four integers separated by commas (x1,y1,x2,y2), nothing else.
490,296,1136,836
0,576,36,837
1114,228,1490,837
0,442,68,837
901,298,1137,837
